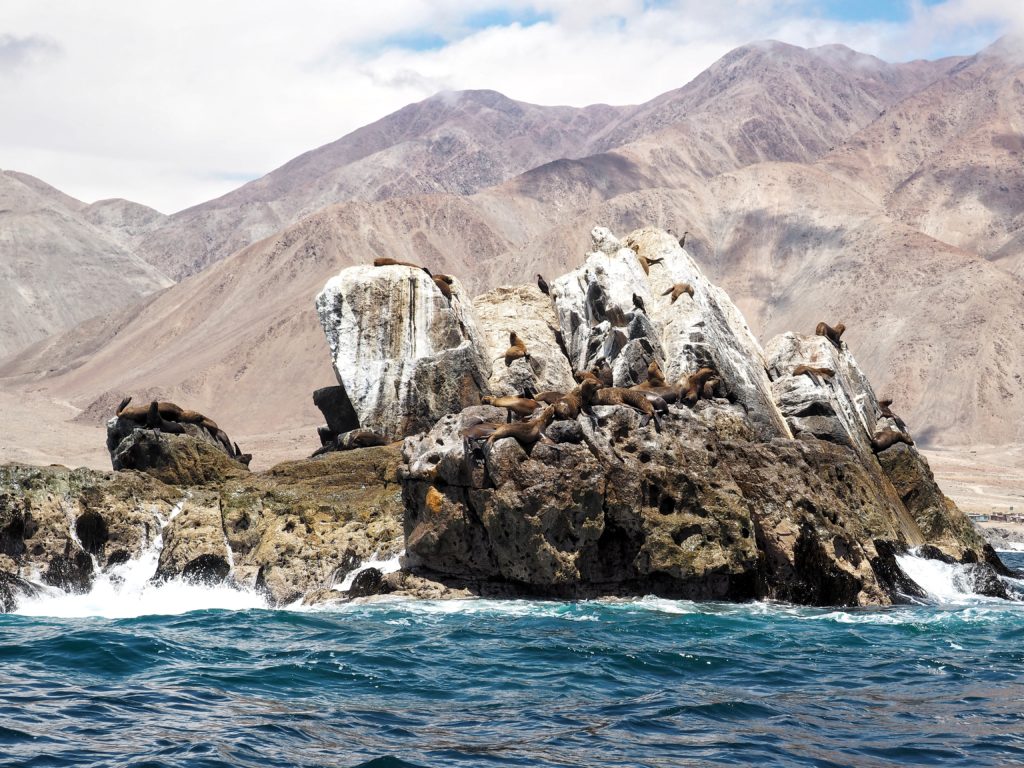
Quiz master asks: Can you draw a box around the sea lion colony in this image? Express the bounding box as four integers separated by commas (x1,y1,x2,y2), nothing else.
115,249,913,464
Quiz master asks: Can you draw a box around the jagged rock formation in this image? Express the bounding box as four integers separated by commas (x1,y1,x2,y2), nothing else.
0,445,405,611
397,226,1006,605
316,264,490,439
474,285,574,397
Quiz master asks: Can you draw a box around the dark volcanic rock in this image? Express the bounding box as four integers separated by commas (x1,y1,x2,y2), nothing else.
313,385,359,437
111,430,250,485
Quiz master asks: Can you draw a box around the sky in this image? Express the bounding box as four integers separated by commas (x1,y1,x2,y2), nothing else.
0,0,1020,214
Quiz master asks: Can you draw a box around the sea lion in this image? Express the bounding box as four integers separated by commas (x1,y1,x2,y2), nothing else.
592,357,614,387
530,390,566,405
432,274,454,301
556,378,607,424
646,359,666,387
461,422,499,440
632,359,667,392
662,283,694,303
486,406,555,446
146,401,186,434
632,293,647,314
373,257,432,276
497,332,530,367
701,376,721,400
878,398,907,431
117,396,220,432
537,274,550,295
481,395,541,422
871,429,914,453
681,367,718,405
792,364,835,387
815,321,846,349
591,386,662,431
627,244,663,275
312,429,389,456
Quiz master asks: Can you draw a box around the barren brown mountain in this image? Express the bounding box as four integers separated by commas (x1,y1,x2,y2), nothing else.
0,171,171,360
136,41,958,281
2,38,1022,467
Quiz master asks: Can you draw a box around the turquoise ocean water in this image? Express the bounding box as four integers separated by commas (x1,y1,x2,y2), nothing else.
2,552,1023,767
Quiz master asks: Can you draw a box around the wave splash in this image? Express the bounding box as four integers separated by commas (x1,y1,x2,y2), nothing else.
15,497,267,619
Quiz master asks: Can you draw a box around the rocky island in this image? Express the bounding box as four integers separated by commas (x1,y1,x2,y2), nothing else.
0,227,1010,612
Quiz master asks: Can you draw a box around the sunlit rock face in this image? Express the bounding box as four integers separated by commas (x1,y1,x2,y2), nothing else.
316,264,490,439
550,226,790,440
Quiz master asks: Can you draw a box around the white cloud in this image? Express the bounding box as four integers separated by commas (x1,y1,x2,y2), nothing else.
0,0,1019,213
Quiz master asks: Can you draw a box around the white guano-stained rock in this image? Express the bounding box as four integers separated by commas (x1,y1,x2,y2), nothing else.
550,226,790,440
626,227,791,440
766,331,889,460
316,264,490,439
473,285,575,396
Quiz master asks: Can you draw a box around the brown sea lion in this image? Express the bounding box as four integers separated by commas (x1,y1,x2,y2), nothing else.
554,378,605,421
146,401,186,434
662,283,695,303
531,390,566,405
877,398,907,431
681,367,718,405
632,361,667,393
462,422,500,440
592,357,614,387
871,429,914,453
627,244,663,275
481,395,541,422
815,321,846,349
701,376,721,400
647,359,666,387
487,406,555,446
373,257,432,276
496,332,530,367
793,364,836,387
537,274,550,295
591,386,662,431
432,274,454,301
117,396,219,432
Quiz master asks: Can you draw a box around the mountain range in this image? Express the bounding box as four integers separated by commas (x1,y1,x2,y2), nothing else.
1,37,1022,461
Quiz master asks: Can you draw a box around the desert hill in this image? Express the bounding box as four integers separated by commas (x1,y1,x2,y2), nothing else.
2,38,1022,461
0,171,172,360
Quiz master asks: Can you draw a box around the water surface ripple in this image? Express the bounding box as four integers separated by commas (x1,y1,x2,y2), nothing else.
2,554,1023,767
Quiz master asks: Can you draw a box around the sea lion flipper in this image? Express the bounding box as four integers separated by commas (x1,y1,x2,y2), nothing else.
116,396,132,416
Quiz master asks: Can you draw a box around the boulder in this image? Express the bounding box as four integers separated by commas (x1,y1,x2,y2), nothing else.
316,264,490,439
312,385,359,441
474,285,575,396
110,430,250,485
155,492,232,584
766,332,880,458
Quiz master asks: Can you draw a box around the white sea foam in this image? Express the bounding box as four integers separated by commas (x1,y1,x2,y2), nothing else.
14,496,266,619
334,550,404,592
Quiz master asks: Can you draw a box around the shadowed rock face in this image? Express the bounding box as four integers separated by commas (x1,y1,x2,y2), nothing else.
400,396,986,605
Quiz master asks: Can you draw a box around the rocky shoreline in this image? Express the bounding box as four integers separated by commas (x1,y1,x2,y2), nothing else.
0,226,1013,611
